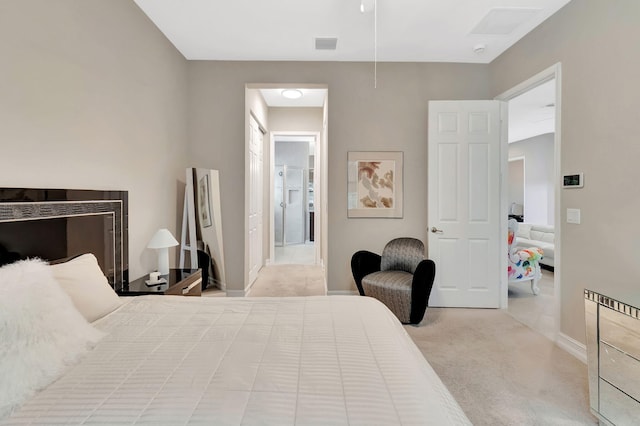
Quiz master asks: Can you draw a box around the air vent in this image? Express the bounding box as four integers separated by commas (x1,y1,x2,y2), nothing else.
470,8,541,35
315,37,338,50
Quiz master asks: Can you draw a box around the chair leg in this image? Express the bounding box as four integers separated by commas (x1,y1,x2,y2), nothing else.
530,278,540,295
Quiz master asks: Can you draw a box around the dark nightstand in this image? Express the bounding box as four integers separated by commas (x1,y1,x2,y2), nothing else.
119,268,202,297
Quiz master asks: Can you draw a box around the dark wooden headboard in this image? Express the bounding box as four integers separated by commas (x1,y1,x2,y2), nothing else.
0,188,128,290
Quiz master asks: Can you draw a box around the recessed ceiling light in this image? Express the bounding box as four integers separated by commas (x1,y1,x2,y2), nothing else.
282,89,303,99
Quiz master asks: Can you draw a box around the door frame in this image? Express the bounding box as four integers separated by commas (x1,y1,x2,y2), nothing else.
269,131,320,264
495,63,562,331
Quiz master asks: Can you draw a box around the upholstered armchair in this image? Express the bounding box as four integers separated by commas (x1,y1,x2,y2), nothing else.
508,219,544,295
351,237,435,325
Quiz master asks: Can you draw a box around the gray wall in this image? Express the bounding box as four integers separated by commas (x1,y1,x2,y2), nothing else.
275,142,310,169
508,134,555,225
0,0,189,280
8,1,629,348
490,0,640,343
188,61,491,292
508,159,525,214
270,107,324,134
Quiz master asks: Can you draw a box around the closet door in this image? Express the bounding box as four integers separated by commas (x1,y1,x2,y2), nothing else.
248,115,263,285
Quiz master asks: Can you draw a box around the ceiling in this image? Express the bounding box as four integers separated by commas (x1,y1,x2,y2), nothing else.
133,0,571,63
508,79,556,143
133,0,560,136
260,88,327,107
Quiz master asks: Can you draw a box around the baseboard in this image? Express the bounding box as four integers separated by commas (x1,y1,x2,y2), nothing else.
327,290,358,296
225,289,246,297
557,332,587,364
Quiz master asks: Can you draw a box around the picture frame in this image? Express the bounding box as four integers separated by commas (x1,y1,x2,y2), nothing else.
347,151,403,218
198,174,213,228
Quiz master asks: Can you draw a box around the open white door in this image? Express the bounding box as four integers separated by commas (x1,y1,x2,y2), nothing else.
427,100,506,308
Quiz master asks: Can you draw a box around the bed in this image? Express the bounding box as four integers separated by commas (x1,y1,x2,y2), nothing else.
0,188,470,425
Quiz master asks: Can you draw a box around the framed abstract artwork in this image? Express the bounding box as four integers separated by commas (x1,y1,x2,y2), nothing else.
347,151,403,218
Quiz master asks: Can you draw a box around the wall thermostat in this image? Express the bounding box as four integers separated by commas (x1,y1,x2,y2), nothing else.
562,173,583,188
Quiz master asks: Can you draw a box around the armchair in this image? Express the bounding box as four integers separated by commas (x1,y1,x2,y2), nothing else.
351,237,435,325
508,219,544,295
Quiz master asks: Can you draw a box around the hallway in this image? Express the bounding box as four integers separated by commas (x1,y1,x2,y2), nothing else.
248,264,325,297
273,242,315,265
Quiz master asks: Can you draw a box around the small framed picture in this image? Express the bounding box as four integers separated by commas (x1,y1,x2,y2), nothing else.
198,174,213,228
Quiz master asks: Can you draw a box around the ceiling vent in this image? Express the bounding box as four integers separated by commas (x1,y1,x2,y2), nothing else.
315,37,338,50
470,8,541,35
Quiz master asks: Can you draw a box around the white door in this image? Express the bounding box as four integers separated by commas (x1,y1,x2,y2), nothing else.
427,100,506,308
284,166,305,244
274,165,285,246
248,115,263,285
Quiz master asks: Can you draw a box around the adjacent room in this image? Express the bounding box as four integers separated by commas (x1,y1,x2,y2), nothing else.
505,78,558,341
2,0,639,425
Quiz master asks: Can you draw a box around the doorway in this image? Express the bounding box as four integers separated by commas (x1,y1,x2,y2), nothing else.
496,64,561,342
272,135,317,265
244,84,327,295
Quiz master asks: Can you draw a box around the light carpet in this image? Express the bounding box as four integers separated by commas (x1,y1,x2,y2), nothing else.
406,308,598,425
247,264,326,297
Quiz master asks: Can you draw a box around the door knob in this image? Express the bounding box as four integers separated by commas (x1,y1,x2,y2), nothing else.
430,227,443,234
280,202,285,208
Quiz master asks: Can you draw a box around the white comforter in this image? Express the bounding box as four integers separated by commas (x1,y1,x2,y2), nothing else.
4,296,470,425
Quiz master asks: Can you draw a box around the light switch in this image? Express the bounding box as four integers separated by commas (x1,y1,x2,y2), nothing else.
567,208,581,224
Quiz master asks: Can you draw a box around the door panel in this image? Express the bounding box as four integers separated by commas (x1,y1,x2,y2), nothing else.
438,144,459,220
469,144,489,222
428,100,504,308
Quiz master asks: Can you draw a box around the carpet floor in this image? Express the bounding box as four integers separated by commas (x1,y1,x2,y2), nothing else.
405,308,598,425
246,264,326,297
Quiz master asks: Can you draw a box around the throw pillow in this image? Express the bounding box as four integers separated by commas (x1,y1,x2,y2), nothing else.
0,258,103,420
51,253,122,323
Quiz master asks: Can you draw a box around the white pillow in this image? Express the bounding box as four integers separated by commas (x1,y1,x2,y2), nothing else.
0,258,103,420
51,253,122,323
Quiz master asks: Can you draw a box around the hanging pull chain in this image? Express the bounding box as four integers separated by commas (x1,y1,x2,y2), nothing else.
374,0,377,89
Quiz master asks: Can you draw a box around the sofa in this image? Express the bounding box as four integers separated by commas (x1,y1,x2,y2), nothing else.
514,223,555,268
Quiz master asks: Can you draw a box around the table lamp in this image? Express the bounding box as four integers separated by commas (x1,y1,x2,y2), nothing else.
147,228,179,275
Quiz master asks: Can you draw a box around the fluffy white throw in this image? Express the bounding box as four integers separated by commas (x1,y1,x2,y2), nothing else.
0,259,103,419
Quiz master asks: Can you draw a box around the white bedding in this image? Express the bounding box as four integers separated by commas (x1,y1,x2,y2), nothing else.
3,295,470,425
